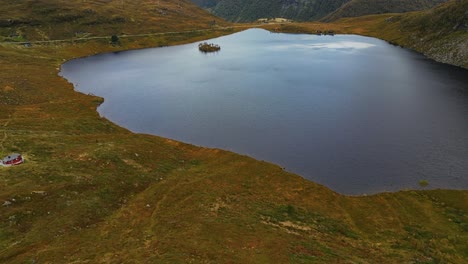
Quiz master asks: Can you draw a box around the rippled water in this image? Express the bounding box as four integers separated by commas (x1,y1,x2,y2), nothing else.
61,29,468,194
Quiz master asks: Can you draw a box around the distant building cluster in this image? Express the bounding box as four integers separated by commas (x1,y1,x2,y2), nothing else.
257,18,291,23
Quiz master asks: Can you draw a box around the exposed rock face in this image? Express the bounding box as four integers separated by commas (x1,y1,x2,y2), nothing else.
419,35,468,68
398,0,468,68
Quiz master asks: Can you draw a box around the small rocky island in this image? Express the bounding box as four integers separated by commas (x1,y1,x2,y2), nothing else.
198,42,221,53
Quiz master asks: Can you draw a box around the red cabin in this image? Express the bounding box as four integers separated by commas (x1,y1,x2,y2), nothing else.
1,153,24,166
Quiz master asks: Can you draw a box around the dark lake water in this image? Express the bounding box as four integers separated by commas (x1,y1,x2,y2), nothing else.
60,29,468,195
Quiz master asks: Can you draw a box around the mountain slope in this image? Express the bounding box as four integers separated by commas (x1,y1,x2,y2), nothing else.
191,0,450,22
192,0,351,22
276,0,467,67
0,0,227,41
322,0,449,21
364,0,468,67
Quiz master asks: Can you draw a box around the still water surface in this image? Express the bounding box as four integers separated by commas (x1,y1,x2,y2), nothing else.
61,29,468,194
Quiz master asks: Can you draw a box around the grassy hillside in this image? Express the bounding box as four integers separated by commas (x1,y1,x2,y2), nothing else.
0,0,227,41
322,0,449,22
191,0,350,22
192,0,449,23
357,0,468,68
275,0,467,68
0,0,467,263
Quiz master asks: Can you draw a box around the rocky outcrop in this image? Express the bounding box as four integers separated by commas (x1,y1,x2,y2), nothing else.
400,0,468,68
415,34,468,68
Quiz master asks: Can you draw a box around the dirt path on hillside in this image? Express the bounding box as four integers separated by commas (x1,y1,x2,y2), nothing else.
0,25,254,46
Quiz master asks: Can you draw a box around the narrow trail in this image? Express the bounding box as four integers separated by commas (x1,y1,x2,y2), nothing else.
0,25,255,46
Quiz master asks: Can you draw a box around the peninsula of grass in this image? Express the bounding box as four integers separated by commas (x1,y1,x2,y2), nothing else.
0,0,467,263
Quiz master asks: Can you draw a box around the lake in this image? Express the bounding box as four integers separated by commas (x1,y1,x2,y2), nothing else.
60,28,468,195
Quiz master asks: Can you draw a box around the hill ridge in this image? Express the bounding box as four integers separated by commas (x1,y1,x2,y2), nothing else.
191,0,449,22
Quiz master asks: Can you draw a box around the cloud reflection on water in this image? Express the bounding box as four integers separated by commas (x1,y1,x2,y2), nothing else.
271,41,376,51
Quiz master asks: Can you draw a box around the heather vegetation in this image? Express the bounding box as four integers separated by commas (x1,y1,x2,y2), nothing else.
0,0,227,41
0,0,466,263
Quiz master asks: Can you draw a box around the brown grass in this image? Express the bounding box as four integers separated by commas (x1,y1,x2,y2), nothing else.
0,1,466,263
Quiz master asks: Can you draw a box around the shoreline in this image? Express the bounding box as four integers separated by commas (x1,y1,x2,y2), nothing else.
59,28,467,196
1,23,467,263
2,23,466,196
